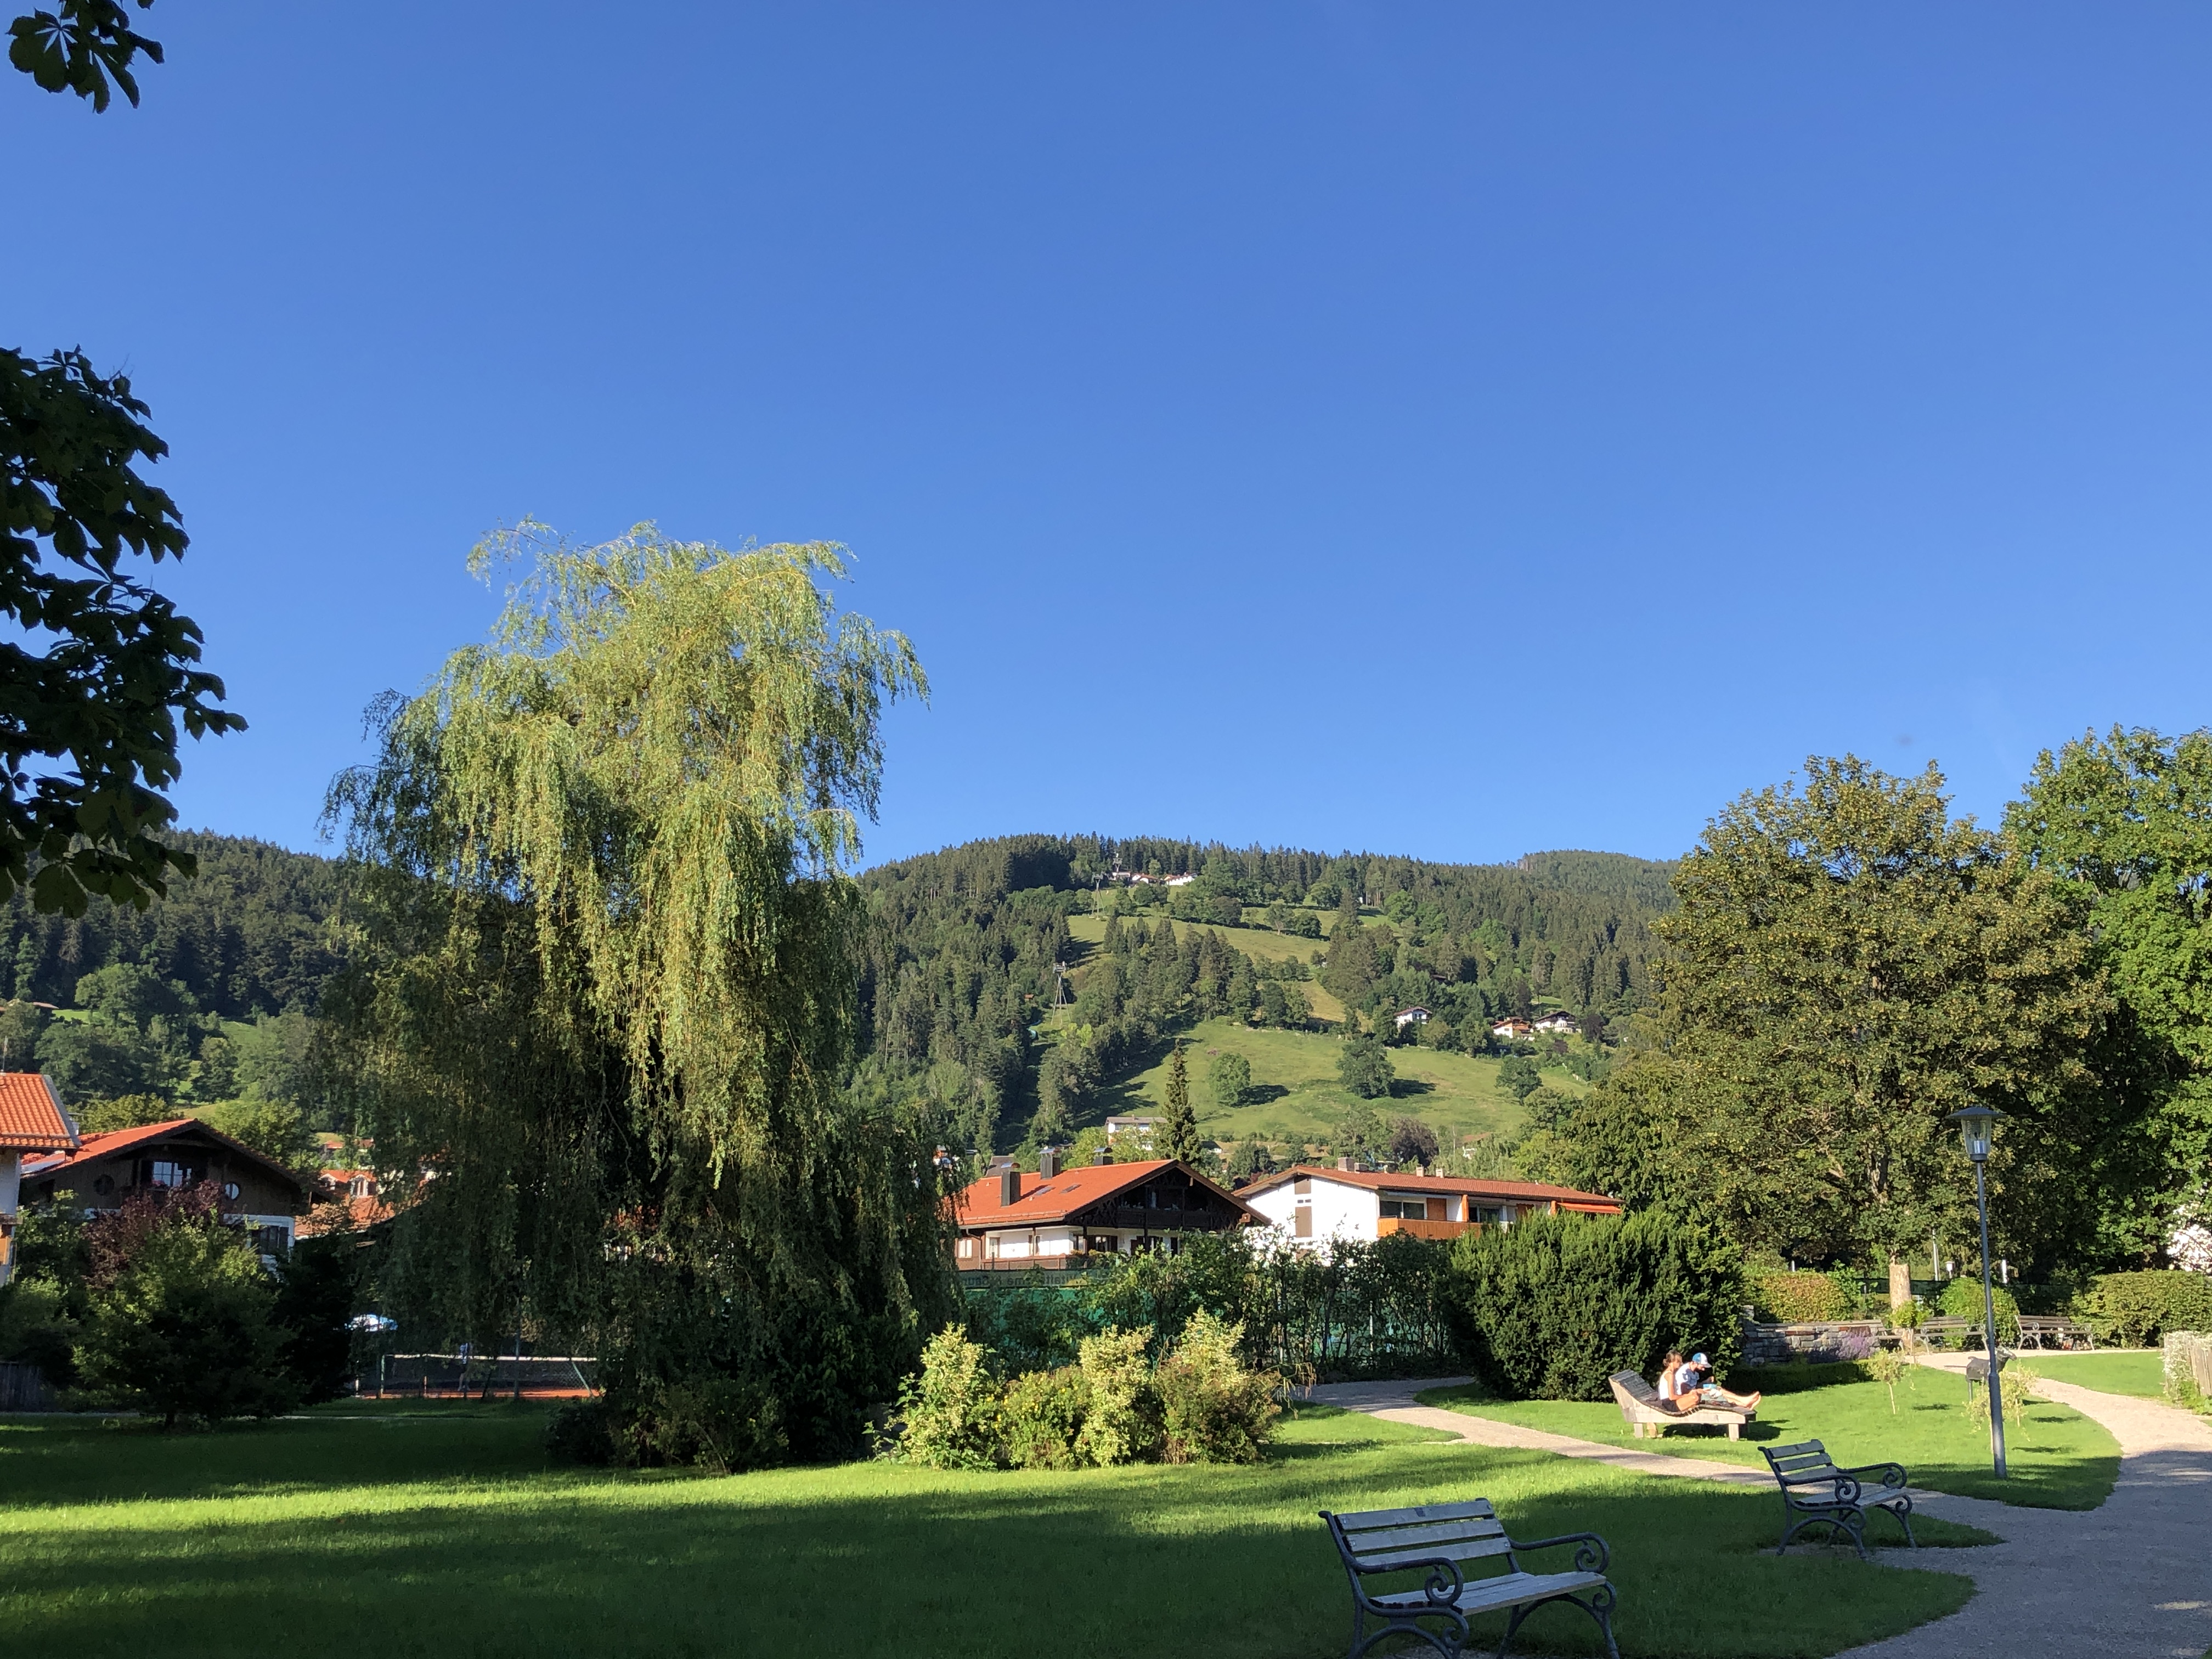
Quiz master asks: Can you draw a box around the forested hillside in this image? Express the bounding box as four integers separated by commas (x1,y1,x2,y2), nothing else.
0,834,348,1128
854,834,1674,1156
0,827,1675,1166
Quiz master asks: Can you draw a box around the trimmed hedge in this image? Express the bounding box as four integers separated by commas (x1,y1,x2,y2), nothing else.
1443,1209,1745,1401
1748,1271,1854,1324
2077,1272,2212,1347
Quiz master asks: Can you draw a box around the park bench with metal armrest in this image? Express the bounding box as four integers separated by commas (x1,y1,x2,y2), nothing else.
1759,1439,1916,1560
1320,1498,1620,1659
1915,1316,1973,1349
2014,1314,2095,1350
1607,1369,1754,1439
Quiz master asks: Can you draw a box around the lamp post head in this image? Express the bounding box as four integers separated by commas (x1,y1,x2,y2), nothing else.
1946,1102,2006,1163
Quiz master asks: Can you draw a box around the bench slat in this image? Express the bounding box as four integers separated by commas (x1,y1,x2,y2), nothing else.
1356,1536,1518,1572
1334,1499,1495,1532
1371,1570,1607,1616
1346,1517,1507,1553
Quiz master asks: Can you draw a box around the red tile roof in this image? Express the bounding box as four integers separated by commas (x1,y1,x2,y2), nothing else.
0,1072,75,1153
1240,1164,1619,1212
952,1158,1261,1231
24,1117,307,1199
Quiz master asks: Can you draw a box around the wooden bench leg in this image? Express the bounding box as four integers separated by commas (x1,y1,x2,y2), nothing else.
1726,1421,1740,1441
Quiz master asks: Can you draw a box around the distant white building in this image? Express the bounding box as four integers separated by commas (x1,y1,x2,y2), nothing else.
1532,1012,1577,1035
1239,1164,1621,1249
1393,1007,1430,1031
1491,1017,1533,1041
1104,1115,1160,1142
1164,874,1197,887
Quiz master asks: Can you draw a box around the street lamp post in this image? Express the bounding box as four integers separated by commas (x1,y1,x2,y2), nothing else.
1947,1103,2008,1479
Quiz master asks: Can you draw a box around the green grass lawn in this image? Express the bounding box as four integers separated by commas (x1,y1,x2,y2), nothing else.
2020,1350,2165,1399
1094,1014,1558,1156
0,1399,1982,1659
1417,1367,2119,1510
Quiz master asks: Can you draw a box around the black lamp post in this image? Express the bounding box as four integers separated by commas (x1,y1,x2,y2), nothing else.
1946,1102,2008,1479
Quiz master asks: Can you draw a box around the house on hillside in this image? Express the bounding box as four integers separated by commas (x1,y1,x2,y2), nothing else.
0,1073,77,1287
1489,1017,1533,1041
1531,1011,1577,1035
1104,1115,1160,1142
952,1149,1260,1269
1393,1007,1430,1031
21,1118,307,1258
1239,1162,1619,1248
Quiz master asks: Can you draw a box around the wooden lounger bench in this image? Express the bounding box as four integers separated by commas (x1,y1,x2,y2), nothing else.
1321,1498,1619,1659
1607,1369,1754,1439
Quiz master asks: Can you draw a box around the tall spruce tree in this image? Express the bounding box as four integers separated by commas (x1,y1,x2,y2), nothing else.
1160,1039,1201,1164
325,522,952,1464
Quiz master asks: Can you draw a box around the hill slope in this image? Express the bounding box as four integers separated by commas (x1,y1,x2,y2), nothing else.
855,834,1672,1156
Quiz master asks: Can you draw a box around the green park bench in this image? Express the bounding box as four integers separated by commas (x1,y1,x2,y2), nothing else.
1759,1439,1917,1560
1321,1498,1620,1659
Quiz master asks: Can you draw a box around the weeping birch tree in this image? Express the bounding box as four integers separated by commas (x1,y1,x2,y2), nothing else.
324,522,953,1464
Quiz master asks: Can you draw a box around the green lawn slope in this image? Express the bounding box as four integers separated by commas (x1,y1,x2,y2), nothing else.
0,1402,1977,1659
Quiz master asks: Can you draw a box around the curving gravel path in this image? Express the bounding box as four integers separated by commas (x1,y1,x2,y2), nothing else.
1310,1366,2212,1658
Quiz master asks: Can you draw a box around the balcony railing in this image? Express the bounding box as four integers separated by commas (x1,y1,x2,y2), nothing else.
1377,1217,1483,1240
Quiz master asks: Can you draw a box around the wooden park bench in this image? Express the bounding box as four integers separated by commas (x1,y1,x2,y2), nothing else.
1321,1498,1619,1659
1607,1369,1754,1439
1915,1316,1974,1349
1759,1440,1916,1560
2015,1314,2096,1350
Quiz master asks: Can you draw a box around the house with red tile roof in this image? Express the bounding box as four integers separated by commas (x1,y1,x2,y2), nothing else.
1238,1162,1620,1249
951,1149,1261,1269
21,1117,308,1258
0,1072,76,1285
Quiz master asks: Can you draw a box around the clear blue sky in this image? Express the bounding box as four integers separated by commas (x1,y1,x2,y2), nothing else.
10,4,2211,869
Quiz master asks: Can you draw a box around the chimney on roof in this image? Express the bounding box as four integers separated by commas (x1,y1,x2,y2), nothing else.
999,1167,1021,1208
1039,1146,1060,1180
1338,1155,1354,1172
1094,1143,1115,1166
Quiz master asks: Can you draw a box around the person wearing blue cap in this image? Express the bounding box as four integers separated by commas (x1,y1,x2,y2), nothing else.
1672,1351,1760,1411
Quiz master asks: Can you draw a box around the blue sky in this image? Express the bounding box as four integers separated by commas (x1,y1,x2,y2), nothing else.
9,4,2211,869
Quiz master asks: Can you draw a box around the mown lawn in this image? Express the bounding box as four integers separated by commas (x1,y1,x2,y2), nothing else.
0,1400,1983,1659
2023,1350,2165,1399
1418,1365,2120,1510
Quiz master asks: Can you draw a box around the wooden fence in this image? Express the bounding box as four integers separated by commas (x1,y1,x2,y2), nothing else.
2165,1330,2212,1403
0,1362,57,1412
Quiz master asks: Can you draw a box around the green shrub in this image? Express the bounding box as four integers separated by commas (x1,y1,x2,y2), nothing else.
1444,1209,1745,1401
998,1365,1087,1469
544,1396,619,1465
894,1326,1002,1471
1936,1278,2020,1345
1153,1310,1280,1465
1750,1271,1852,1324
628,1378,788,1473
2076,1272,2212,1347
1074,1325,1159,1466
76,1203,298,1429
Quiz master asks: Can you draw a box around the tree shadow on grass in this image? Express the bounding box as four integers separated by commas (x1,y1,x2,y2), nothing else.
2,1440,1978,1659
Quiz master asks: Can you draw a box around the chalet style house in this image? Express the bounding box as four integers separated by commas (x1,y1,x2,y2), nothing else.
0,1073,77,1286
1239,1163,1619,1248
952,1150,1260,1269
20,1118,308,1257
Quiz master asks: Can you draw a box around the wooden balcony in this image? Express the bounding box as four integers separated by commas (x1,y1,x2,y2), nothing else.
1378,1217,1483,1241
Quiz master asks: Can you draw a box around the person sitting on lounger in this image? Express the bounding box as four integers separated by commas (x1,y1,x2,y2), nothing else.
1671,1352,1759,1412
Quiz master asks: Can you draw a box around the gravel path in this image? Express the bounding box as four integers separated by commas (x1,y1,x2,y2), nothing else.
1310,1365,2212,1658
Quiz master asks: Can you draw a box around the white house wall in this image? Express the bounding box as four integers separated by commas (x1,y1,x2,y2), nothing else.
1245,1178,1379,1248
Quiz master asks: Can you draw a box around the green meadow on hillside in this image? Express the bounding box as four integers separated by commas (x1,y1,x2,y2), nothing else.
1096,1014,1564,1160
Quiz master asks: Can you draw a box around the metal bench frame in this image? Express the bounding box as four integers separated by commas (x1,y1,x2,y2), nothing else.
2014,1315,2096,1351
1321,1499,1619,1659
1759,1438,1916,1560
